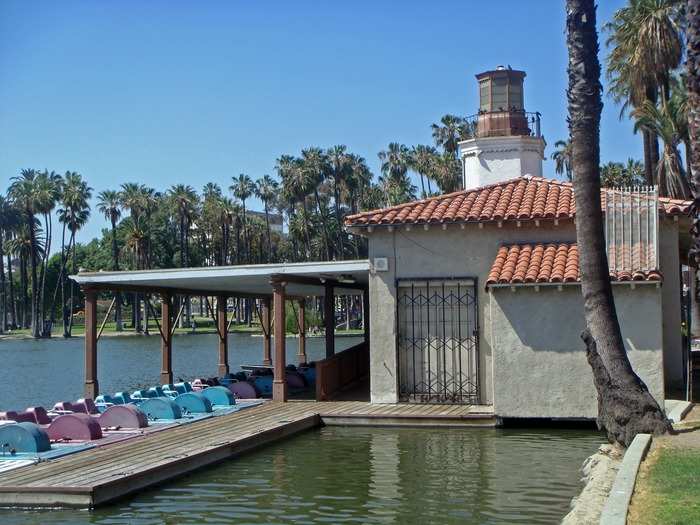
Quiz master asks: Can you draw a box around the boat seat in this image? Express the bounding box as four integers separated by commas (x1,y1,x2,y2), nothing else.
201,386,236,406
114,392,135,404
0,411,35,423
98,405,148,429
148,386,166,397
25,406,52,425
173,392,213,414
252,376,273,396
47,413,103,442
175,381,194,392
0,422,51,453
76,398,100,415
227,381,257,399
53,401,83,414
132,389,158,400
139,398,182,420
95,394,117,406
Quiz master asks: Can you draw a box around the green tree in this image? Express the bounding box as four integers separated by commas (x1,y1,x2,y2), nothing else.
97,190,123,330
552,139,574,180
254,175,279,262
230,174,255,262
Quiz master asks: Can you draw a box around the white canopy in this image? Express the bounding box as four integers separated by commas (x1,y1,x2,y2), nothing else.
71,260,370,297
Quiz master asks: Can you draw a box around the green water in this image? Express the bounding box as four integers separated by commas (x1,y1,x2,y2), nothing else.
1,426,601,525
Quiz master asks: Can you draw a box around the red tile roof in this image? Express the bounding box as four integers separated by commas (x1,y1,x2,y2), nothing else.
485,243,663,286
344,176,690,227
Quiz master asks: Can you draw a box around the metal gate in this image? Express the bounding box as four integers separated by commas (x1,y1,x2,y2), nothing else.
397,278,479,404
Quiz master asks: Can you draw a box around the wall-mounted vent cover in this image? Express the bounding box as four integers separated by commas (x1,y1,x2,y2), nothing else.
373,257,389,272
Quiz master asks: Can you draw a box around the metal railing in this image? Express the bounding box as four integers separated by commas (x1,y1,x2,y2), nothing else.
464,110,542,139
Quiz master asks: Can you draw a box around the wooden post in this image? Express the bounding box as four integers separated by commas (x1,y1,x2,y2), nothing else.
84,289,99,399
262,297,272,366
272,283,287,402
217,295,229,377
324,283,335,358
160,293,173,385
297,299,307,365
363,288,370,344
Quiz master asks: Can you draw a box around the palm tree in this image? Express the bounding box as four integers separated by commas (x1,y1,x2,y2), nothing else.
600,159,645,187
431,115,469,157
689,0,700,265
8,169,43,337
230,174,254,262
301,147,332,260
605,0,684,185
254,175,279,262
566,0,670,445
0,195,18,332
378,144,414,206
409,145,438,197
97,190,123,331
59,172,92,337
551,139,574,181
327,145,350,258
633,96,691,198
168,184,199,325
277,154,312,258
431,151,462,194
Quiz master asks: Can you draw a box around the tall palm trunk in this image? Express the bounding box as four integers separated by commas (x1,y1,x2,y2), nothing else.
110,218,123,331
263,201,273,262
20,252,29,329
0,228,5,333
689,0,700,265
7,251,16,329
332,175,344,259
27,213,40,338
60,222,68,336
313,189,332,260
566,0,670,446
67,232,77,337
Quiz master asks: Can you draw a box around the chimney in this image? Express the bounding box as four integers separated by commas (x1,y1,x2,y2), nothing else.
459,67,545,190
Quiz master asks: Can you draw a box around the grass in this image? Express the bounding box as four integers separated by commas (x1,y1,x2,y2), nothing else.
630,447,700,525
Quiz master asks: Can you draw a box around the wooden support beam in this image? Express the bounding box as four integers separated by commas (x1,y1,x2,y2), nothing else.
84,290,99,399
261,297,272,366
160,293,173,385
272,283,287,402
324,283,335,359
296,299,307,365
217,295,229,377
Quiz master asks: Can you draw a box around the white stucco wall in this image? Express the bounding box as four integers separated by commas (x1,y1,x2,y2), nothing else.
367,221,577,405
489,285,665,419
459,135,545,190
365,217,681,417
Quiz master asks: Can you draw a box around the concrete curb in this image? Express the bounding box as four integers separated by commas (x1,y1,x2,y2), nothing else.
666,400,692,423
599,433,651,525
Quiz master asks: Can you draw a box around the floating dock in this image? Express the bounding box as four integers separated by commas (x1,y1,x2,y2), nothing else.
0,400,494,508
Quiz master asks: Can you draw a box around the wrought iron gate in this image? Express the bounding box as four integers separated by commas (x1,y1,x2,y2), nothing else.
397,278,479,404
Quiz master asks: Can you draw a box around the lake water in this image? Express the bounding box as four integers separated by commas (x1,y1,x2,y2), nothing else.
0,333,362,410
0,335,600,524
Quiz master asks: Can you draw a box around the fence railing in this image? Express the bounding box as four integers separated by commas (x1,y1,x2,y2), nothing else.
464,110,542,139
315,342,369,401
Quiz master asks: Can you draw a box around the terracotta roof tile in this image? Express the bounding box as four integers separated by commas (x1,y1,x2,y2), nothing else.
485,242,663,286
345,176,690,227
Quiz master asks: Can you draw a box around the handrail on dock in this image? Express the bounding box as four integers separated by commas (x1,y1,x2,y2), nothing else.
315,342,369,401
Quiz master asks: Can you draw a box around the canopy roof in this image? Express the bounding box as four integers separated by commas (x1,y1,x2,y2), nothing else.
71,260,370,298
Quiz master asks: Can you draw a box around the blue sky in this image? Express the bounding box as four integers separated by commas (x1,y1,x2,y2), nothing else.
1,0,637,247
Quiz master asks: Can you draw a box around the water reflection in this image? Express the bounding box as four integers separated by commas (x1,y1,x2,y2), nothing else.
0,426,601,525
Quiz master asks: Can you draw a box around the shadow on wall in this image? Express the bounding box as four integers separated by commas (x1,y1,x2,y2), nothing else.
493,285,663,354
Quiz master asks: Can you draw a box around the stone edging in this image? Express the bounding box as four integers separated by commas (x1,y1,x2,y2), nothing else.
666,400,692,423
599,433,652,525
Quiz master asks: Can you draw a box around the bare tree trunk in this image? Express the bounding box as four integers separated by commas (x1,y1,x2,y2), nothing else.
0,228,5,333
7,252,16,329
566,0,670,446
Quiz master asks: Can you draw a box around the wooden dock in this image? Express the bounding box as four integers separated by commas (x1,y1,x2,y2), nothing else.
0,401,495,508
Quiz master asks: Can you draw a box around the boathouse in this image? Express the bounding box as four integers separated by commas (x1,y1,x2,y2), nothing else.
344,67,693,419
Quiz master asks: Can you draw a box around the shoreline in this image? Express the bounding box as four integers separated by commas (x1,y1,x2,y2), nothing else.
0,329,363,341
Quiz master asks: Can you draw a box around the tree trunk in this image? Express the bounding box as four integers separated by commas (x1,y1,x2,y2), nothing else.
20,253,28,329
0,228,5,333
67,233,77,337
689,0,700,266
566,0,670,446
7,252,16,329
27,214,40,338
642,130,655,187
